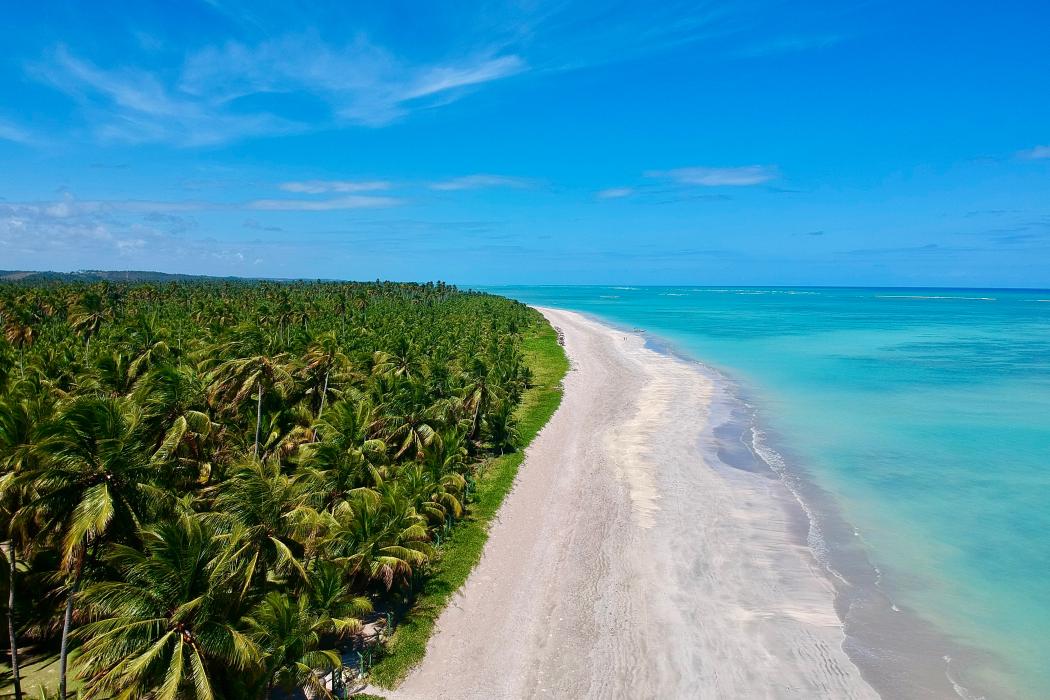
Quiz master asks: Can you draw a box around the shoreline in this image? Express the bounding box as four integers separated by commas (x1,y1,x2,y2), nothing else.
386,308,884,698
570,308,994,699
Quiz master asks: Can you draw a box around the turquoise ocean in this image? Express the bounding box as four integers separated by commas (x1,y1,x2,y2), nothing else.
484,286,1050,699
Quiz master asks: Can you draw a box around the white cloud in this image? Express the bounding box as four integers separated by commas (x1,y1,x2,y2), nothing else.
0,201,191,260
1018,145,1050,160
279,179,392,194
597,187,634,199
1,192,400,217
429,174,533,191
646,165,778,186
5,196,206,218
0,197,293,272
247,195,398,210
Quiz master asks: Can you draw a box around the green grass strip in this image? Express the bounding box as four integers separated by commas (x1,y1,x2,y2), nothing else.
367,310,568,689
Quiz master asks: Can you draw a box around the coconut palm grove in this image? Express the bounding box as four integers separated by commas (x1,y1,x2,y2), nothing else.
0,276,564,699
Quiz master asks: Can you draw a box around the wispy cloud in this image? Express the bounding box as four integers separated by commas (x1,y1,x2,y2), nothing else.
429,174,533,191
646,165,778,186
20,2,811,148
967,218,1050,245
400,55,526,101
247,195,397,211
30,45,299,146
1017,145,1050,160
596,187,634,199
28,36,524,145
0,118,37,145
179,33,525,127
1,192,400,216
279,180,392,194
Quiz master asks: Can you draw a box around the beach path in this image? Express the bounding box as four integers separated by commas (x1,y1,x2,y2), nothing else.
385,307,878,699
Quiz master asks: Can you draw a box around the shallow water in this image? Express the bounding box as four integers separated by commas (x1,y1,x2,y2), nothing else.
485,286,1050,699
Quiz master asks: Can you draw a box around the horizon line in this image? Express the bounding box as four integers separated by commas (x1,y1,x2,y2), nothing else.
3,269,1049,292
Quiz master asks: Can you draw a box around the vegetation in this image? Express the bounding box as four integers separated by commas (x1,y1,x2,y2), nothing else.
366,319,566,688
0,278,560,699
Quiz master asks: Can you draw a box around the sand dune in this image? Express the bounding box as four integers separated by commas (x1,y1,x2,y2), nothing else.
387,308,877,699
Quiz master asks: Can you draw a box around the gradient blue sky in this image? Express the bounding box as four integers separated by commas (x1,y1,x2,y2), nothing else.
1,1,1048,286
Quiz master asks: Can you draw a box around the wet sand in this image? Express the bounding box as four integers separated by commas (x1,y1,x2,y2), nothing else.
387,308,879,699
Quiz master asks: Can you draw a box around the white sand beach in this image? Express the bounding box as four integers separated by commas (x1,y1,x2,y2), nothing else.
388,308,878,699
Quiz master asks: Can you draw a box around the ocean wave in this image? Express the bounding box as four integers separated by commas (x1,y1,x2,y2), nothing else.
944,656,987,700
682,288,819,295
747,425,853,585
875,295,996,301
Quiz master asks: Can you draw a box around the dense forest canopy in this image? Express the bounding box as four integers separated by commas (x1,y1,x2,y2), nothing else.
0,279,537,699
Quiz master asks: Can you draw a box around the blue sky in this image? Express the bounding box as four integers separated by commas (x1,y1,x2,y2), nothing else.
1,1,1048,286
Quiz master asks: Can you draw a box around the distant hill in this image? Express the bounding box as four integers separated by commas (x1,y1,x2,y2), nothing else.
0,270,260,283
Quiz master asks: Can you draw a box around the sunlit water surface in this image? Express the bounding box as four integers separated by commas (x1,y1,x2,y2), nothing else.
483,286,1050,698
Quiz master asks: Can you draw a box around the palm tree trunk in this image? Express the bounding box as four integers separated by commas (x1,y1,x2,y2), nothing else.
313,370,331,444
58,558,85,700
254,383,264,458
470,402,481,444
5,542,21,700
258,556,268,593
59,589,74,698
320,369,330,415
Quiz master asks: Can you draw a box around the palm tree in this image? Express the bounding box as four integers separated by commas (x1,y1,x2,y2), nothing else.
0,395,45,700
75,515,260,700
422,429,468,477
0,277,543,698
22,395,167,699
245,592,351,699
378,385,440,460
95,351,136,396
210,458,310,593
485,398,520,454
327,488,432,591
208,353,292,458
305,560,372,629
0,541,20,700
151,409,216,487
371,338,420,381
460,358,502,445
125,313,171,380
302,332,351,421
399,463,465,527
68,292,110,352
2,305,38,381
300,400,386,509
